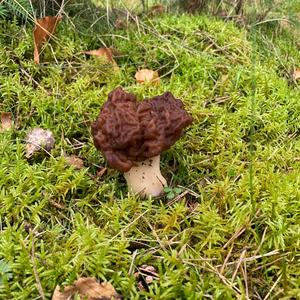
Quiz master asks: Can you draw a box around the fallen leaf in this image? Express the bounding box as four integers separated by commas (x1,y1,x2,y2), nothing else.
52,277,121,300
25,128,55,158
34,16,62,64
65,155,84,170
293,68,300,80
1,112,12,131
84,48,119,71
135,69,160,84
149,4,166,15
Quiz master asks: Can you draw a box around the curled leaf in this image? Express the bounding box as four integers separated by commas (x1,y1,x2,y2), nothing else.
135,69,160,84
52,277,121,300
1,112,12,131
25,128,55,158
84,48,119,71
34,16,62,64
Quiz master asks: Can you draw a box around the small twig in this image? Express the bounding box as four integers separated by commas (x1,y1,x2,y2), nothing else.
242,258,249,299
128,250,138,276
263,275,282,300
253,226,268,256
220,244,233,275
223,225,246,249
143,217,166,251
252,256,285,272
231,248,247,283
215,249,281,268
205,261,243,297
167,190,189,206
31,239,46,300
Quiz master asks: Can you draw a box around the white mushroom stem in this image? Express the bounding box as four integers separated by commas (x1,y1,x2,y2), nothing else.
123,155,167,198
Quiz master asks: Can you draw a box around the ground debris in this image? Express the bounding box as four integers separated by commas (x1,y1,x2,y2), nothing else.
33,16,62,64
52,277,121,300
65,155,84,170
134,265,159,291
135,69,160,84
25,128,55,158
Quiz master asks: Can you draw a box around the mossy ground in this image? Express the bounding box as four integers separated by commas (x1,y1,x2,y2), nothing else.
0,7,300,300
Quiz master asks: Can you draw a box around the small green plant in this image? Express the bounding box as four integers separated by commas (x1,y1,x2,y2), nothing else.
0,260,12,287
0,0,32,20
164,186,182,200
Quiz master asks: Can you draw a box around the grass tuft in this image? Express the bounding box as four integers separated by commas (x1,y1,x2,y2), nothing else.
0,5,300,299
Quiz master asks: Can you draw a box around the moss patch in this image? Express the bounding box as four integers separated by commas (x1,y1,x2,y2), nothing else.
0,13,299,299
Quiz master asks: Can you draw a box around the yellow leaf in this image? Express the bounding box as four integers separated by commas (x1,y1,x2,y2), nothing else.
135,69,160,84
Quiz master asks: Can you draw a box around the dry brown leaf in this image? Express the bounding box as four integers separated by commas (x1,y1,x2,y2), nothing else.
135,69,160,85
293,68,300,80
65,155,84,170
84,48,119,71
52,277,121,300
33,16,62,64
149,4,166,15
1,112,12,131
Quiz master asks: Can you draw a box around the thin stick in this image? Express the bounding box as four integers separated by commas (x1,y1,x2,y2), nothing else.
231,248,247,283
242,259,249,299
128,250,138,276
263,275,282,300
215,250,281,268
31,239,46,300
253,226,268,256
223,225,246,249
220,244,233,275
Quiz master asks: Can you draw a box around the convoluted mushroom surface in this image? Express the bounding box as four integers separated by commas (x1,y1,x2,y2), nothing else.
91,87,192,173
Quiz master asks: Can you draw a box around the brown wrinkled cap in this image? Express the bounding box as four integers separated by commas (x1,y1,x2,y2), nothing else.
91,87,193,172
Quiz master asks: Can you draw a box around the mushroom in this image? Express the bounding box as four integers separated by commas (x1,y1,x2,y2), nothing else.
91,87,192,197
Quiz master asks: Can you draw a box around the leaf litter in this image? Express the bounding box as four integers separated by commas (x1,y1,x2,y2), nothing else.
33,16,62,64
65,155,84,170
52,277,121,300
84,48,120,72
135,69,160,84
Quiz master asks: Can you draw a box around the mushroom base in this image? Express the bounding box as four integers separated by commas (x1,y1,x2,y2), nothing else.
124,155,167,198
